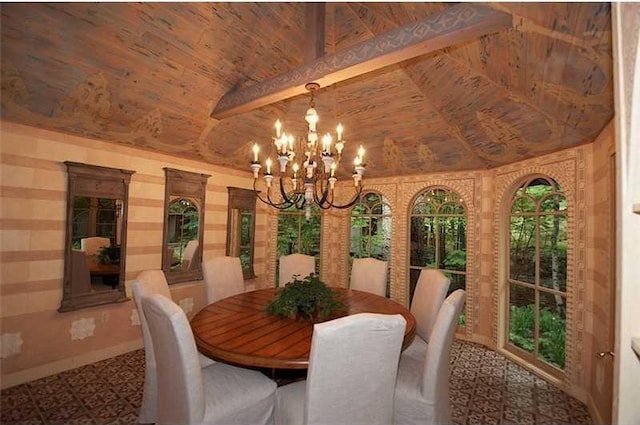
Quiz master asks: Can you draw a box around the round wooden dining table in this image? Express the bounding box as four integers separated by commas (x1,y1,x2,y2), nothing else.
190,287,416,369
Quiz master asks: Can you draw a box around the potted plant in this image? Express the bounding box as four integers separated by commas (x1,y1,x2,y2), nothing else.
266,274,343,321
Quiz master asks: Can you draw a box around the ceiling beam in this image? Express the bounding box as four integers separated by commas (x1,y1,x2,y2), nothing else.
211,3,512,119
305,3,326,62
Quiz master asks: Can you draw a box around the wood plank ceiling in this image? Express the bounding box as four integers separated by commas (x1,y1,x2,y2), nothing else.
1,3,613,179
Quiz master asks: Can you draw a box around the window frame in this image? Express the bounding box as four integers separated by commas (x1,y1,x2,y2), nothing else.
162,168,210,284
504,175,568,376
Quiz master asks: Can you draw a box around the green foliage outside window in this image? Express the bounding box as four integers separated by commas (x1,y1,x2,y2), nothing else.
277,205,321,284
509,304,566,369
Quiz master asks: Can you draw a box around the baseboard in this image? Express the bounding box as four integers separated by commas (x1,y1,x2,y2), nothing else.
456,332,496,350
1,339,143,389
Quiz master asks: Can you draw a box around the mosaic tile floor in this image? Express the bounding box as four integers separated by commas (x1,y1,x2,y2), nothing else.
1,340,593,425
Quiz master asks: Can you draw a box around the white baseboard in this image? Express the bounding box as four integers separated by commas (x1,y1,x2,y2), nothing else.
1,339,143,389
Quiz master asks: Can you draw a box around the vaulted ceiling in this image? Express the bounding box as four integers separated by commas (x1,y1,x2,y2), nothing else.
1,3,613,179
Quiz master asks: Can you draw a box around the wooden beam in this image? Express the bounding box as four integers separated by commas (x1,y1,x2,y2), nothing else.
305,3,325,62
211,4,512,119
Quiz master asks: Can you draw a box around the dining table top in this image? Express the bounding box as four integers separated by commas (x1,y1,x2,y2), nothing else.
190,287,416,369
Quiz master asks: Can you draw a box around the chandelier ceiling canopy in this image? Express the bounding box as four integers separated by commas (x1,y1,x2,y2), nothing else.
250,83,365,218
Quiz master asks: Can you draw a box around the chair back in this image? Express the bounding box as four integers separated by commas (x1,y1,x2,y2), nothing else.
182,240,199,270
202,256,245,303
80,236,110,256
70,249,92,294
305,313,406,425
131,270,171,423
411,269,450,342
142,294,205,425
421,289,465,423
278,253,315,286
349,257,388,297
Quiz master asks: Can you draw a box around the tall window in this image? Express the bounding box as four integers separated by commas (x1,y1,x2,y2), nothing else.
507,176,567,372
409,187,467,319
277,205,322,275
350,192,392,295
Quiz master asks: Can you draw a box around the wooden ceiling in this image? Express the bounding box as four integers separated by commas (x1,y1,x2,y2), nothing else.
1,3,613,179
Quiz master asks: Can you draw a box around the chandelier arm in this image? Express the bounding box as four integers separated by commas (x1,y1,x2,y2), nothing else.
313,177,331,207
278,176,295,204
253,178,293,210
325,184,364,209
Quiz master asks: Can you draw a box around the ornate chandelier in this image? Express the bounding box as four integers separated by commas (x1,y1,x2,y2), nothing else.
250,83,365,218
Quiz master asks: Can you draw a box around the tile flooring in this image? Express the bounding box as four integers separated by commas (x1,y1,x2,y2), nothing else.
1,340,593,424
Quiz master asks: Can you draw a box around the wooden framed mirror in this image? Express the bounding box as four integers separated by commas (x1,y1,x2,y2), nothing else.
162,168,210,284
59,161,134,312
226,187,257,280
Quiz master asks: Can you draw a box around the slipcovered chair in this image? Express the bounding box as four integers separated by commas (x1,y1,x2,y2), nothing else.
275,313,406,425
80,236,110,256
182,239,199,270
402,269,450,362
278,253,315,287
132,270,214,424
202,256,245,304
349,257,388,297
141,293,276,425
394,289,466,425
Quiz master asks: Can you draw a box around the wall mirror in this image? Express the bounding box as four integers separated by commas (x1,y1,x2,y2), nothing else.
162,168,210,284
59,161,134,312
226,187,257,279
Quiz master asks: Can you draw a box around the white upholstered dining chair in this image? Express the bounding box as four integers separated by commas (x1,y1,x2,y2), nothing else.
182,239,199,270
132,270,214,424
278,253,315,286
349,257,388,297
202,256,245,304
402,269,450,362
141,293,277,425
80,236,110,256
394,289,466,425
275,313,406,425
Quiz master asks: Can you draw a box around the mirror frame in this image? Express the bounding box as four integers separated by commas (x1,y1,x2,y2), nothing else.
226,187,257,280
59,161,134,312
162,168,210,284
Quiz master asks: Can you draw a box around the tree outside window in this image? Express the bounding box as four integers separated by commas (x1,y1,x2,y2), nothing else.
409,187,467,325
350,192,392,296
507,176,567,371
277,205,321,280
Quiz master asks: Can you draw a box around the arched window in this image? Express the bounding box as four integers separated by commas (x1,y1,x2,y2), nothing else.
409,187,467,321
350,192,392,295
506,176,567,372
277,204,322,275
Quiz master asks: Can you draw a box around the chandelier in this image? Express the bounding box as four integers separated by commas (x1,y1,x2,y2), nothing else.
250,82,365,218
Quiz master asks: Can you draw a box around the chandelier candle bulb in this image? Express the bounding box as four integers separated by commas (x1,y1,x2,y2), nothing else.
252,144,260,162
336,123,343,141
275,120,282,138
265,158,272,175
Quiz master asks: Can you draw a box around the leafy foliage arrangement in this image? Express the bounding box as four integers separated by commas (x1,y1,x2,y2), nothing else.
266,274,343,321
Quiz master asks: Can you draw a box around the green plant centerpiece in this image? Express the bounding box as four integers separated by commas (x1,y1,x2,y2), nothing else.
266,274,343,321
